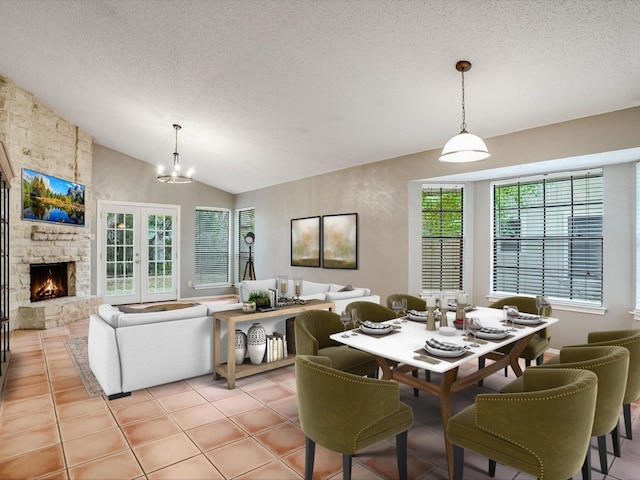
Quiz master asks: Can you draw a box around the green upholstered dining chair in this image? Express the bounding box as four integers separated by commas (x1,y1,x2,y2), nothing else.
346,301,396,323
386,294,426,311
488,296,553,367
586,329,640,442
294,310,379,377
447,368,598,480
295,355,414,480
500,345,629,479
477,296,553,386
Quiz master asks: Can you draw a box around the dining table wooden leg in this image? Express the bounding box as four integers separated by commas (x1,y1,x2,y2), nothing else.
440,368,458,480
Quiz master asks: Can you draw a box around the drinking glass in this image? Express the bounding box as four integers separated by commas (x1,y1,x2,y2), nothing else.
536,295,551,317
504,305,519,332
461,314,469,337
468,317,481,347
351,309,360,335
391,300,403,324
340,311,351,337
401,298,408,322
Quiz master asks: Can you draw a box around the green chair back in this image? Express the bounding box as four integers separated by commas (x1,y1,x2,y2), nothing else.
386,294,426,311
294,309,343,353
587,329,640,406
346,301,396,323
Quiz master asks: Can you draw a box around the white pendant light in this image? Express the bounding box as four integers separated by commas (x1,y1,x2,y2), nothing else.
439,60,490,163
157,124,194,184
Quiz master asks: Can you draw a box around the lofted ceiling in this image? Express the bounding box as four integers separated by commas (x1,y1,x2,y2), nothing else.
1,0,639,194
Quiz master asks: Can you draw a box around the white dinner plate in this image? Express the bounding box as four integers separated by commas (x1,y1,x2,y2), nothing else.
512,314,543,325
475,329,509,340
408,312,427,321
425,344,466,358
360,325,393,335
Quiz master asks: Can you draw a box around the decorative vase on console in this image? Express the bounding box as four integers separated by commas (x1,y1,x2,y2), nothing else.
234,329,247,365
247,323,267,364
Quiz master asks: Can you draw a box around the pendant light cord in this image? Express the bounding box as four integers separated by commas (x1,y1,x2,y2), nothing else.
460,68,467,132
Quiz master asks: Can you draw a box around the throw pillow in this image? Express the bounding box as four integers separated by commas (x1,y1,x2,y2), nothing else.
339,284,354,292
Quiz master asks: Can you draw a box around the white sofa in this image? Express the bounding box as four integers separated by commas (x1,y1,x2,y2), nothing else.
88,301,242,399
239,278,380,313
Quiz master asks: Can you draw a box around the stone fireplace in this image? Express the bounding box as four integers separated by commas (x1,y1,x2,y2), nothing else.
1,75,102,329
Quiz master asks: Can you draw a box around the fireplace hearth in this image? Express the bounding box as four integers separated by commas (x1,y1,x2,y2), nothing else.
30,262,74,302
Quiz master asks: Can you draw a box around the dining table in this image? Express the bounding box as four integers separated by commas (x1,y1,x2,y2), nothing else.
330,306,559,480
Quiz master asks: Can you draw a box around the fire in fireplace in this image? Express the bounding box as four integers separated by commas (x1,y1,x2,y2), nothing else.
30,263,69,302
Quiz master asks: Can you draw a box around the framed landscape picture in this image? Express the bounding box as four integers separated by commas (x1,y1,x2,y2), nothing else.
22,168,85,226
322,213,358,269
291,216,321,267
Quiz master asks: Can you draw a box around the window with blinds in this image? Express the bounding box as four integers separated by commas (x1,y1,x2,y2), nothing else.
236,207,255,283
194,207,230,287
492,169,603,304
421,185,464,292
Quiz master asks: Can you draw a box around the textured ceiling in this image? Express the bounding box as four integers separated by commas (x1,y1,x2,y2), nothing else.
1,0,639,194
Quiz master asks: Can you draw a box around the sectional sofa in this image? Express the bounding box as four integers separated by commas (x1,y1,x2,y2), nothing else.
88,279,378,399
88,301,242,399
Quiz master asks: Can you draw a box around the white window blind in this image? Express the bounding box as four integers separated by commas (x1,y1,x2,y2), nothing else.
236,207,255,283
195,207,230,287
492,169,603,305
421,185,464,291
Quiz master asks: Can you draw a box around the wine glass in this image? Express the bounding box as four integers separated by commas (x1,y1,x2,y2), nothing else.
505,305,519,332
391,300,403,324
351,309,360,335
401,298,408,322
339,311,351,337
536,295,551,317
468,317,482,347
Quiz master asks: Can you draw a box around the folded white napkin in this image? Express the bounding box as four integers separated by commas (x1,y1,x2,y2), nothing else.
426,338,464,351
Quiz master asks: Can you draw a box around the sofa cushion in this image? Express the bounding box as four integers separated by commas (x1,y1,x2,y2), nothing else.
117,304,209,328
118,302,197,313
325,288,367,302
300,293,326,302
338,284,354,292
98,304,122,328
302,280,331,295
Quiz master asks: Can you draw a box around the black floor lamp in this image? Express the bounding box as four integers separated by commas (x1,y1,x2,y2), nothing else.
242,232,256,280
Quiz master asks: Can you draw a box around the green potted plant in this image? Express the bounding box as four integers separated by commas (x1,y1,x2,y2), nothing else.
247,290,271,309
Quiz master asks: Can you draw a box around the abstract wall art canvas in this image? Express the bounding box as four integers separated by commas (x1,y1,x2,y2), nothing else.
322,213,358,269
291,216,321,267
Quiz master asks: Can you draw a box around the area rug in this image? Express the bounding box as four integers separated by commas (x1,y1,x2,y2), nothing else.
63,336,104,397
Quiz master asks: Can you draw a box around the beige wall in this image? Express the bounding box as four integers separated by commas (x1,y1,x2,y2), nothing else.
91,144,237,299
236,107,640,348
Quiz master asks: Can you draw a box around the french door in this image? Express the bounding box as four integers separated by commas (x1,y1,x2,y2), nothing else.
98,201,180,305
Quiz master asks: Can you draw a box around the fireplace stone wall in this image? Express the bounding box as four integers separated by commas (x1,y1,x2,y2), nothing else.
1,76,102,329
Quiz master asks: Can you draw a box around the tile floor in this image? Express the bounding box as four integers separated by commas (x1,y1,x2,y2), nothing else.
1,320,639,479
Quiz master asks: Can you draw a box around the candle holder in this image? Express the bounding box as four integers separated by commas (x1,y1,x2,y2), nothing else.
426,306,437,331
293,277,303,299
455,291,468,324
439,307,449,327
277,275,289,299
